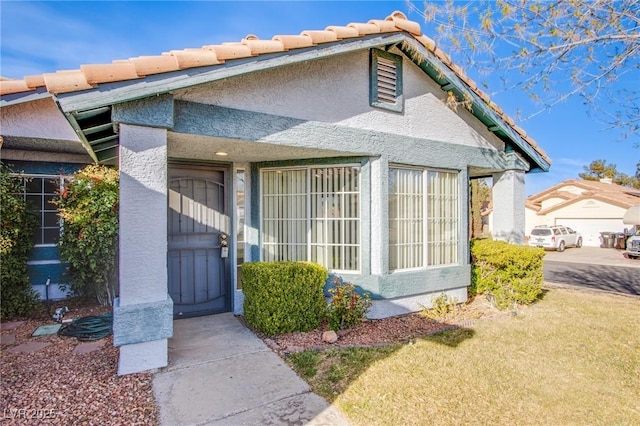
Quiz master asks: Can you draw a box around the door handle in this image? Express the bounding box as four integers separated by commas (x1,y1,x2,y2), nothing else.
220,233,229,258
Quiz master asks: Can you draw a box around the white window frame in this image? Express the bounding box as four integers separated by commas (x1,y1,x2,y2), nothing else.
259,164,361,274
10,173,66,247
388,166,460,272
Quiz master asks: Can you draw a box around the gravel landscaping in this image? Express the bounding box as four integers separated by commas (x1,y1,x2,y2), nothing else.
1,305,157,426
1,295,510,425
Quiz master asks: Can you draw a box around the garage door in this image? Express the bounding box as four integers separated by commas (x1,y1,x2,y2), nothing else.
555,218,626,247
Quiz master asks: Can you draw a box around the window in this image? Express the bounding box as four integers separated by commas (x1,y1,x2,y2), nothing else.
236,169,246,289
389,167,459,270
370,49,403,112
261,166,360,272
389,168,423,270
12,175,63,245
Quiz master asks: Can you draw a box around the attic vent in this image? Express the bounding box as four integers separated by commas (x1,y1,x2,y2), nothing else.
370,48,403,112
377,57,397,103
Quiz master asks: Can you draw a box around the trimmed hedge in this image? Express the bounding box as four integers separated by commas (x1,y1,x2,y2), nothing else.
241,261,328,335
471,239,545,310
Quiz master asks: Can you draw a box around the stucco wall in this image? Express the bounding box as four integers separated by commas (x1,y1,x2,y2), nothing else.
540,197,567,211
173,49,505,152
1,98,78,141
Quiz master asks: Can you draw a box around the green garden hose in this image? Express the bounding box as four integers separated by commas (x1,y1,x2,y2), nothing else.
58,313,113,341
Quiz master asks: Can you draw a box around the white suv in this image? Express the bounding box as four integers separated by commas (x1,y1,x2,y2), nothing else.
528,225,582,252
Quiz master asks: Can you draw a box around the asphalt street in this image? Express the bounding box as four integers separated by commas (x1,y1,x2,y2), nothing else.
544,260,640,296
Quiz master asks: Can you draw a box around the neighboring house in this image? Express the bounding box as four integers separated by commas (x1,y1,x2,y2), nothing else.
0,11,550,374
525,178,640,246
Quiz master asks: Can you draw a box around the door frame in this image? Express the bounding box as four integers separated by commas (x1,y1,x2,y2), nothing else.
167,160,233,318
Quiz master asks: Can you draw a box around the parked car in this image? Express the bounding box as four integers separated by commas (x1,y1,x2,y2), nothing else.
528,225,582,252
623,205,640,259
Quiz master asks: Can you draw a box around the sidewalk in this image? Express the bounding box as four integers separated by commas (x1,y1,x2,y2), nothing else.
153,313,350,426
543,246,640,268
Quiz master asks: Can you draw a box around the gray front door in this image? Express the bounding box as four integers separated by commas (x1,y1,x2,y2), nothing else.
168,164,231,318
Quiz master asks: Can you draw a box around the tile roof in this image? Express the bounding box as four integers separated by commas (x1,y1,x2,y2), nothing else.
527,179,640,213
0,11,549,165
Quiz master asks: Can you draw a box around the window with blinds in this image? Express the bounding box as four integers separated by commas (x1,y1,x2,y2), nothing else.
370,49,403,112
261,166,361,272
389,167,459,270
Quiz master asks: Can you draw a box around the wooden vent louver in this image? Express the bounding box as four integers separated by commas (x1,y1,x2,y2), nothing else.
376,57,397,104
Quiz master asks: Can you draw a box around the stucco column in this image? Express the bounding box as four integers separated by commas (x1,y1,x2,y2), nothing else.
492,168,526,244
370,156,388,275
114,124,172,375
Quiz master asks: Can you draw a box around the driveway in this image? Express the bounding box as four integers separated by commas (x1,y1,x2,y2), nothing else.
543,246,640,296
543,246,640,268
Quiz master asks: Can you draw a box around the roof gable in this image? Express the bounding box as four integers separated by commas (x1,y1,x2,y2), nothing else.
527,179,640,213
0,11,550,169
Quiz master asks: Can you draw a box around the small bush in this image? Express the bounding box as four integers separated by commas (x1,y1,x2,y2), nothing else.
326,278,371,331
54,165,119,306
423,293,458,320
471,239,545,310
0,162,40,319
241,261,327,335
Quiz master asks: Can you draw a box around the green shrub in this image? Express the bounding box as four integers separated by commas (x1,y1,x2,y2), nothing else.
241,261,328,334
54,165,119,306
423,293,459,320
326,278,371,331
0,162,40,319
471,239,545,310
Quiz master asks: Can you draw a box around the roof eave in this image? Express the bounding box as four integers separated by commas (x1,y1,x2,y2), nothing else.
397,39,550,173
54,33,408,113
0,87,53,108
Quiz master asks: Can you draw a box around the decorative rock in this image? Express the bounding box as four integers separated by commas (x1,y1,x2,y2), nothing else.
6,342,50,354
0,334,16,345
73,340,105,355
263,338,281,352
1,321,24,331
322,330,338,344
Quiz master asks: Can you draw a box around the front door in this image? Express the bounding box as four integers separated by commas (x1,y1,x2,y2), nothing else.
168,163,231,318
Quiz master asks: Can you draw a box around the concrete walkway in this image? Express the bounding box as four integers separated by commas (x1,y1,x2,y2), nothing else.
153,313,350,426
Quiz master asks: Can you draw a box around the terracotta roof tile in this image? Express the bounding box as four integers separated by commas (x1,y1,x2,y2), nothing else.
300,30,338,44
242,35,286,54
81,63,139,84
128,55,180,76
347,22,381,35
416,34,436,52
0,79,31,95
527,179,640,212
432,47,451,65
24,75,46,89
388,12,421,36
0,10,550,166
368,19,399,33
203,43,253,60
43,70,93,94
165,49,223,68
272,34,314,49
325,25,360,39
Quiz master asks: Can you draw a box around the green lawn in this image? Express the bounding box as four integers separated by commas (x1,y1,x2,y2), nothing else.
288,288,640,425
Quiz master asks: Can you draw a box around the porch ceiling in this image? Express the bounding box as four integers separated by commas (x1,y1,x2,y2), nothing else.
167,132,362,163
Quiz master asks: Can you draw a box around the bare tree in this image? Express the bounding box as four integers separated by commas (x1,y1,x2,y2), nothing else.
408,0,640,142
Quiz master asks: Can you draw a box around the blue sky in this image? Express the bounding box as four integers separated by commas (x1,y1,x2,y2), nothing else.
2,1,638,196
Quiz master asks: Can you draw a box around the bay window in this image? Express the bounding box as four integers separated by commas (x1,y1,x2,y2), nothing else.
389,167,459,270
261,165,360,272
